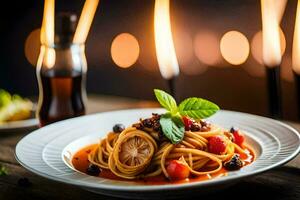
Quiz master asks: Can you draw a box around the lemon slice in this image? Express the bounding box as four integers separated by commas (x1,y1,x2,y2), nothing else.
108,128,158,179
119,136,152,166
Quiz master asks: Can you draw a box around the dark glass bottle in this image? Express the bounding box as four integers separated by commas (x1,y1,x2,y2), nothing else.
36,13,87,127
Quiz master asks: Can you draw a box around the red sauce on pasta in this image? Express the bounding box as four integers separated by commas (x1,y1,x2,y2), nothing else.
72,144,255,185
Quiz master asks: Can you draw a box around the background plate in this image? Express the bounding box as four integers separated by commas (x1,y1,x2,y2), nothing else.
0,119,38,133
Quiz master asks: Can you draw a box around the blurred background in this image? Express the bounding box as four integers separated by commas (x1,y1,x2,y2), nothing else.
0,0,298,120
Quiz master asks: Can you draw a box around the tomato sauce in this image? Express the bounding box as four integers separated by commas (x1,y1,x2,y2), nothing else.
72,144,255,185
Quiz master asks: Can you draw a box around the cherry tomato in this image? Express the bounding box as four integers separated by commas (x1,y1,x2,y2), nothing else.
230,127,245,146
208,136,227,154
233,131,245,146
166,160,190,180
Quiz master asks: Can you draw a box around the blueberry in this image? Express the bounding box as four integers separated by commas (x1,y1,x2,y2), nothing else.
230,127,239,133
224,154,243,170
113,124,125,133
86,164,101,176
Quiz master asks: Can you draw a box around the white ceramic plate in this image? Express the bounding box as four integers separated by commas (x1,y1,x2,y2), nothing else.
15,109,300,199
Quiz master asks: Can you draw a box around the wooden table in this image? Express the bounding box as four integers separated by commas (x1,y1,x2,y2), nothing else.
0,96,299,200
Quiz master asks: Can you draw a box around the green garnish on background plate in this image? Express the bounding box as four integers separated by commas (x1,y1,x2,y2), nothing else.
0,89,33,124
154,89,220,144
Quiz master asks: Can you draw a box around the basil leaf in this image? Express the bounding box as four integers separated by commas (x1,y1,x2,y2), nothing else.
159,113,184,144
154,89,177,114
178,97,219,119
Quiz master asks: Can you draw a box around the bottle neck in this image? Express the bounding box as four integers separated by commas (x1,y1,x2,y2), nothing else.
54,12,78,48
55,35,73,46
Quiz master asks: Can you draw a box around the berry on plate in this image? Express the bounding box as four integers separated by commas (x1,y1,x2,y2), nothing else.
208,135,227,155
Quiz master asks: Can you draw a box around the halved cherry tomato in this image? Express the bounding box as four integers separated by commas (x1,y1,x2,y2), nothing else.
166,160,190,180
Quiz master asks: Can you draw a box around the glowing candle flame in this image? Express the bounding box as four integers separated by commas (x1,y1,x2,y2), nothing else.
154,0,179,80
73,0,99,44
274,0,287,22
38,0,55,68
293,0,300,75
261,0,282,67
40,0,55,46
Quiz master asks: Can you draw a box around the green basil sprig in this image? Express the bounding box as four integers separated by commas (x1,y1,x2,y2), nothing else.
154,89,219,144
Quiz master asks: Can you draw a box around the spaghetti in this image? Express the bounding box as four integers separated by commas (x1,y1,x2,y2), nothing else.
87,114,254,180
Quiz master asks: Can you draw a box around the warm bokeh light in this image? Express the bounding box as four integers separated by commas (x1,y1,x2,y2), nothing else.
154,0,179,79
293,0,300,75
194,31,222,66
220,31,250,65
173,31,194,67
251,29,286,65
25,29,41,66
261,0,282,67
250,32,263,65
111,33,140,68
180,60,208,76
